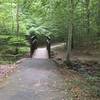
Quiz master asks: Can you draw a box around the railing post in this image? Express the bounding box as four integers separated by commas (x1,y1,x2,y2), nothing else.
46,36,51,58
30,35,38,57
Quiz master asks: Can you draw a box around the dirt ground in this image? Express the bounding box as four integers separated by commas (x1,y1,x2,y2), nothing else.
51,43,100,100
0,64,16,87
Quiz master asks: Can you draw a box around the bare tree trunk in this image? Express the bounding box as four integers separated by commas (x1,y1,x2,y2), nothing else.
66,0,74,63
85,0,90,37
16,0,19,38
16,0,19,54
66,22,73,62
11,0,14,34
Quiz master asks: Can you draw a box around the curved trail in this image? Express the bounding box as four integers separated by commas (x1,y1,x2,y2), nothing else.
0,47,72,100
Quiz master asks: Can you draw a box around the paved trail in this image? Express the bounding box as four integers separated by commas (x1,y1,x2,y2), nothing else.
33,48,48,59
0,47,72,100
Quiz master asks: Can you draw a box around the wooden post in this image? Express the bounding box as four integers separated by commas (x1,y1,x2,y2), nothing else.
46,36,51,58
30,36,38,58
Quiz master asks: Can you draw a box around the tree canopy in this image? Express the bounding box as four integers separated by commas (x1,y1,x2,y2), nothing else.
0,0,99,37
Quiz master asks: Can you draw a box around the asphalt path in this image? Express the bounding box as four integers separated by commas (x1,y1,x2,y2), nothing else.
0,47,71,100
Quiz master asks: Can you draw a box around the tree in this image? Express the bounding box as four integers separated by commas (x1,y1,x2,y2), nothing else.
66,0,74,63
86,0,90,34
15,0,20,54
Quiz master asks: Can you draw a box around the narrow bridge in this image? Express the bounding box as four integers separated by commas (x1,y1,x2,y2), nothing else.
33,47,48,59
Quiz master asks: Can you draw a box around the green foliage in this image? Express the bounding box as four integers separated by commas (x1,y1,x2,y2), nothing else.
0,0,99,43
0,0,100,62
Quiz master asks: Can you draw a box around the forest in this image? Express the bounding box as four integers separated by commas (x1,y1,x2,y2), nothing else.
0,0,100,60
0,0,100,100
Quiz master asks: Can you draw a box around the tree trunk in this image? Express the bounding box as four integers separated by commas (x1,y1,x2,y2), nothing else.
16,0,19,54
85,0,90,36
66,0,74,63
11,0,14,34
